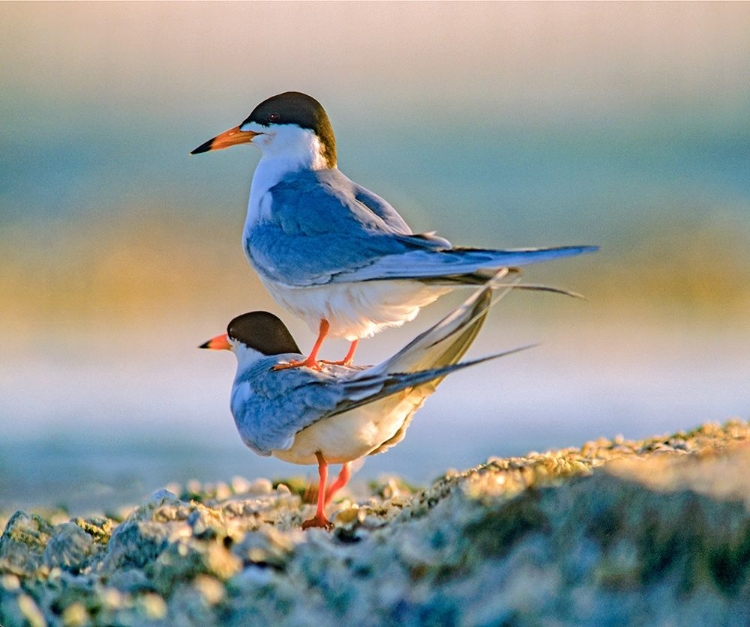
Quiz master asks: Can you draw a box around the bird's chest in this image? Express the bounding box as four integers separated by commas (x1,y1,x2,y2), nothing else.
243,156,299,236
273,391,421,465
244,189,274,239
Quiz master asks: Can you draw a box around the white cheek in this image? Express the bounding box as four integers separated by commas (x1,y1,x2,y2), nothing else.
241,121,268,135
257,134,275,148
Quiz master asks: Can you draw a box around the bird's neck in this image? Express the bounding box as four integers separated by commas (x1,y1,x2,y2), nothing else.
245,135,332,234
231,344,265,382
253,150,323,192
255,128,331,182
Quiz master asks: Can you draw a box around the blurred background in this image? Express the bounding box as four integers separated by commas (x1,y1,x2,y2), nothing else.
1,3,749,515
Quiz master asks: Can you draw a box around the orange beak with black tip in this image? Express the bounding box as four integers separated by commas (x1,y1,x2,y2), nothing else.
191,126,259,155
199,333,232,351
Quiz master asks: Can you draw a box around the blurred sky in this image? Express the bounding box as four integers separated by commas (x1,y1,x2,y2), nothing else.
1,3,749,512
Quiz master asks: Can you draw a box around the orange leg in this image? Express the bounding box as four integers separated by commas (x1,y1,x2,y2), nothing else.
273,320,330,371
324,462,351,506
321,340,359,367
301,452,334,530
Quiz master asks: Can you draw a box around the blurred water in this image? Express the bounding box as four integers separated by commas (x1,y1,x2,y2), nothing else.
1,2,750,517
2,311,748,516
2,109,749,515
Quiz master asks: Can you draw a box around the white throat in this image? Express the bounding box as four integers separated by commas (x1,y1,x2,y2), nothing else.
244,124,329,233
231,341,265,375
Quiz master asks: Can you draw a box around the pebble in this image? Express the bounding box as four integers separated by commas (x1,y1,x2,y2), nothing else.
61,602,88,627
137,593,168,620
1,420,749,626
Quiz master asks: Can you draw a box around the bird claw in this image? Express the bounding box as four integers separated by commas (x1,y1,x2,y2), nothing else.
272,357,322,371
301,515,334,531
319,358,353,367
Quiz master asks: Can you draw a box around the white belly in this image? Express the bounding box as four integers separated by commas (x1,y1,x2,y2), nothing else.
271,388,430,465
260,276,451,341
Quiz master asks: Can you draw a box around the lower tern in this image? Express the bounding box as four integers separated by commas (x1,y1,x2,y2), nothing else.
192,91,597,368
200,271,530,530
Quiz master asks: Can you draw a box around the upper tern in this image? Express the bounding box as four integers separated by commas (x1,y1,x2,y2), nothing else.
200,271,530,530
193,91,597,368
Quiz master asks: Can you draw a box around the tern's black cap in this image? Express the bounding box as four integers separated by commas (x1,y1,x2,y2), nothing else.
227,311,301,356
241,91,337,167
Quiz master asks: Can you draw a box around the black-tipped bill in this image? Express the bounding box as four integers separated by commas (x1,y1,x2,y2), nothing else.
191,125,258,154
199,333,232,351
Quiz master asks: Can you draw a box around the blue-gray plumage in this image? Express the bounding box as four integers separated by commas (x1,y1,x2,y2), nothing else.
248,169,451,286
193,91,598,367
200,271,529,528
208,270,523,462
249,167,594,285
229,356,360,456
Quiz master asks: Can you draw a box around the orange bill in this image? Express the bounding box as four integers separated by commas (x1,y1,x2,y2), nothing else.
199,333,232,351
191,126,258,154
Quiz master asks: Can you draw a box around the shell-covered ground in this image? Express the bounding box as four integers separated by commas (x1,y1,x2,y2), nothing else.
1,420,750,626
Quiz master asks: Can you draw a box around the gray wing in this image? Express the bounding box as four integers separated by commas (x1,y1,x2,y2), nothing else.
350,179,411,233
230,356,355,455
367,271,501,376
246,169,597,286
246,169,451,286
229,354,459,456
231,347,532,456
332,245,600,283
326,349,534,419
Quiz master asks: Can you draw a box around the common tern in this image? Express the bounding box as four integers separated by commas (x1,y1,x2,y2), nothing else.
193,91,597,368
200,271,530,530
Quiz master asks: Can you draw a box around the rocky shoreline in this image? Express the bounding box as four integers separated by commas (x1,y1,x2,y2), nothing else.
1,419,749,626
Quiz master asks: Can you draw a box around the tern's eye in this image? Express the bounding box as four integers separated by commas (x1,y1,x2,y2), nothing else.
268,112,280,123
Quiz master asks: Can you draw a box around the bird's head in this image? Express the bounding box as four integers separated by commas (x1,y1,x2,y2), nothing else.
191,91,337,168
200,311,302,364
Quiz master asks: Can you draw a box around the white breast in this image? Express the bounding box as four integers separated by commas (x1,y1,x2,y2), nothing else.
243,127,328,235
271,387,431,465
243,127,453,340
260,276,450,341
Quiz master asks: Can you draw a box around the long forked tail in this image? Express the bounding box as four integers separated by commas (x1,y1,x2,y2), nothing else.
343,244,599,284
332,342,536,420
371,269,516,376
